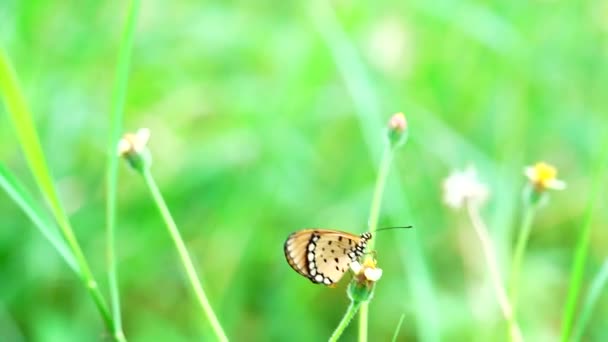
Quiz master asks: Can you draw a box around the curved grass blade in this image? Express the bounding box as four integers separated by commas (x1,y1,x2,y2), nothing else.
560,140,608,341
0,162,77,271
571,258,608,341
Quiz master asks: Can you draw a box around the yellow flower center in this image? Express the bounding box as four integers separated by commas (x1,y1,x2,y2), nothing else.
533,162,557,187
362,257,377,269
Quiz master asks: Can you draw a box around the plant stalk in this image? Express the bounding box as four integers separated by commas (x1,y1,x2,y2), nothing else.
141,168,228,342
330,300,363,342
509,204,536,318
358,145,393,342
105,0,141,340
466,201,523,342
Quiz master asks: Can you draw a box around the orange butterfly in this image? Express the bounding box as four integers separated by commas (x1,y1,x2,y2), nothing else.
283,229,372,286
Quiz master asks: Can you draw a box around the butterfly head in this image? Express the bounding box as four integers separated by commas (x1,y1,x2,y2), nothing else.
354,232,372,258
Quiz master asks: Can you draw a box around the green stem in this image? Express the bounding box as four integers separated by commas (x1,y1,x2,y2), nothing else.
0,49,114,334
358,144,393,342
358,303,369,342
330,300,363,342
509,202,536,318
105,1,140,340
367,146,393,250
467,201,522,342
141,169,228,342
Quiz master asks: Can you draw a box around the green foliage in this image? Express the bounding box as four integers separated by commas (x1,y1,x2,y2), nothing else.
1,1,607,341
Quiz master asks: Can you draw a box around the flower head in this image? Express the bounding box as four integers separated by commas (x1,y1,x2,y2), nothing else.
117,128,151,171
117,128,150,156
350,258,383,283
442,166,489,210
387,112,408,147
348,257,383,302
524,162,566,191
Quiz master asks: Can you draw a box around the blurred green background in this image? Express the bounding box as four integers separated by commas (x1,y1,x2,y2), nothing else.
1,0,608,341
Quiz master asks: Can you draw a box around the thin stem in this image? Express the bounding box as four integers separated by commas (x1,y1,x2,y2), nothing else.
105,0,140,340
466,201,523,342
358,144,393,342
509,204,536,318
141,169,228,342
330,300,363,342
367,145,393,250
391,313,406,342
358,303,369,342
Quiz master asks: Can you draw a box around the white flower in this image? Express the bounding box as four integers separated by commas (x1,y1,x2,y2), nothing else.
350,260,362,274
350,260,383,282
442,166,489,209
117,128,150,156
524,162,566,191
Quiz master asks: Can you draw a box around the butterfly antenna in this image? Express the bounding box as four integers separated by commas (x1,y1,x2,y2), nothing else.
375,225,413,232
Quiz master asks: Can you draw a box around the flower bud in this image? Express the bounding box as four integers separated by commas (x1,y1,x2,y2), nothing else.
117,128,152,172
387,112,408,148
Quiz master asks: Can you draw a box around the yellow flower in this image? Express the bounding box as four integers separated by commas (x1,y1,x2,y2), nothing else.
348,258,382,302
524,162,566,191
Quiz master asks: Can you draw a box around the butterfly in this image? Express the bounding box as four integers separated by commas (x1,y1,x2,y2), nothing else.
283,229,372,286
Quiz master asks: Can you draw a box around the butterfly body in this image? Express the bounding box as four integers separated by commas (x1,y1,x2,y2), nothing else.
283,229,372,285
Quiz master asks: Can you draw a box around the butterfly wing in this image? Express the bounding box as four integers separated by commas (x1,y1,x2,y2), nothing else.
283,229,317,278
284,229,371,286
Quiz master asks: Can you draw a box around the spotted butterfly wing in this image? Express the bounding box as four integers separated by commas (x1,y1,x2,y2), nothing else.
284,229,372,285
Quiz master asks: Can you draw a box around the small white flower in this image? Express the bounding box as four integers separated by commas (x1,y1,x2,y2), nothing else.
363,267,383,282
524,162,566,191
350,261,362,274
351,259,383,282
117,128,150,156
442,166,489,209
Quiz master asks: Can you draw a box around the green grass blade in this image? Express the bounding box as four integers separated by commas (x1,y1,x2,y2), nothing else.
0,48,114,333
391,313,406,342
106,1,141,339
571,258,608,341
0,51,63,223
560,141,608,341
0,162,77,271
